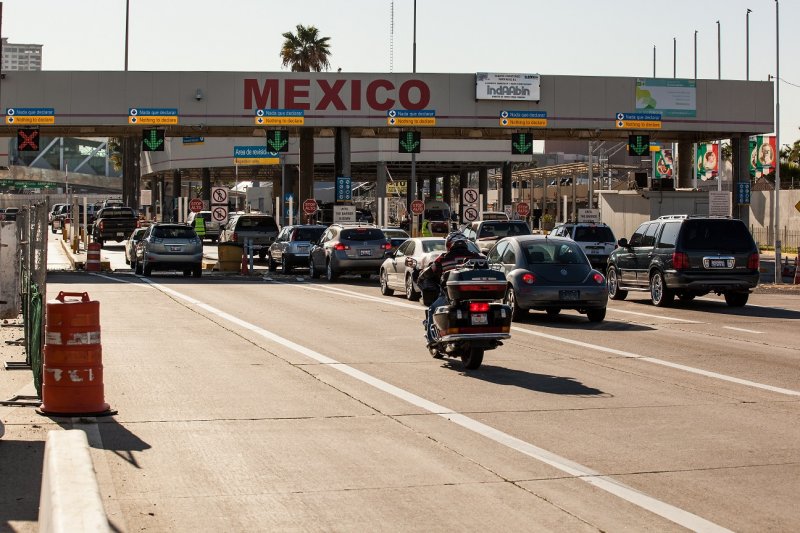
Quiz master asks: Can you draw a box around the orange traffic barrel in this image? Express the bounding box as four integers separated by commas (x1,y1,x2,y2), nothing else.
39,292,115,417
86,242,101,272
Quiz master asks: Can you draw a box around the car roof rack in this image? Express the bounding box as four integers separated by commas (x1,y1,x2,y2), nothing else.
657,214,732,220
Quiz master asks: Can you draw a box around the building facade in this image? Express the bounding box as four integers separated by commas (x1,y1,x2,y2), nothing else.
1,38,42,71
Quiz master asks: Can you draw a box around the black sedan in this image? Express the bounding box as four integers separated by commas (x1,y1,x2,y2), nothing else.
487,235,608,322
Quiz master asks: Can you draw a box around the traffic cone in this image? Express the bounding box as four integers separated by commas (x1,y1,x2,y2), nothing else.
241,248,249,275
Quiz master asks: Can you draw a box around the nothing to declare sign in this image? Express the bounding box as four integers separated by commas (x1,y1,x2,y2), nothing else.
476,73,540,101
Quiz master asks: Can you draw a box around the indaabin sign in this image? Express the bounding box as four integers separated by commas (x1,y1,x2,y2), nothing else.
476,73,540,101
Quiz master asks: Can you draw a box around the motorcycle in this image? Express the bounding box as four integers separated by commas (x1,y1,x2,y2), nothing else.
420,258,512,370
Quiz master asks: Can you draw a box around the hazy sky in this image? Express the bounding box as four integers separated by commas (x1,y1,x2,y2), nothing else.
3,0,799,145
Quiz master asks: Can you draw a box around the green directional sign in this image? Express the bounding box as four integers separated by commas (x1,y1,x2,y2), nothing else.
398,131,421,154
142,128,165,151
628,134,650,157
511,133,533,155
266,129,289,153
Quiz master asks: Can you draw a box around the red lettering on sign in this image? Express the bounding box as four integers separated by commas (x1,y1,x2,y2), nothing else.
244,79,279,110
350,79,362,111
399,80,430,110
316,79,347,111
366,79,395,111
285,79,310,110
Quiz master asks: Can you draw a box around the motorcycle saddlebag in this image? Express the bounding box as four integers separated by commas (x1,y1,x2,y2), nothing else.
445,268,507,302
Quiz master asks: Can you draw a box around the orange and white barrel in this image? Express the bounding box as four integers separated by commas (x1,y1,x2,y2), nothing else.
86,243,101,272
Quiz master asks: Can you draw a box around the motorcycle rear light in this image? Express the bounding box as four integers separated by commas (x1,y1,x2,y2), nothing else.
747,252,759,270
592,272,605,284
469,302,490,312
231,232,238,242
672,252,690,270
334,243,350,251
522,273,536,284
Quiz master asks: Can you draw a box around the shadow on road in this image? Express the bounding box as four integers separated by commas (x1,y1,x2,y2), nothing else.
625,297,800,320
442,363,609,397
0,439,45,529
53,417,152,469
514,311,656,332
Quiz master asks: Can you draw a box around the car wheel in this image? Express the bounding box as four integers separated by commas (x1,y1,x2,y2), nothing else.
326,260,338,282
461,347,484,370
607,266,627,300
504,286,526,322
546,308,561,317
143,260,152,277
267,254,277,272
405,275,421,301
258,249,266,260
380,270,395,296
649,271,673,307
281,258,292,275
309,258,321,279
587,308,606,322
724,292,749,307
134,259,142,275
192,265,202,278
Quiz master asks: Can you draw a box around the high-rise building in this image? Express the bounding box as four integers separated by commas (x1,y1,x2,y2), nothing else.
2,38,43,71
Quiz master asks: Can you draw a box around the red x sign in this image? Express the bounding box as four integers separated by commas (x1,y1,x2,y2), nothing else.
17,129,40,151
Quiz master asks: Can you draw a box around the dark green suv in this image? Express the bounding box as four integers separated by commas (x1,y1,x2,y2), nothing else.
606,215,759,307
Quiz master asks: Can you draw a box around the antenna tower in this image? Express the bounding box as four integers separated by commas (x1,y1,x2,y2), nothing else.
390,1,395,72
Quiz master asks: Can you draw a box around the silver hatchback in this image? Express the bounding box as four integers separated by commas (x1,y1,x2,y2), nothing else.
135,223,204,278
309,224,390,281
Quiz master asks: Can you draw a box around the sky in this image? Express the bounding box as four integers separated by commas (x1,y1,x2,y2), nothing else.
3,0,799,146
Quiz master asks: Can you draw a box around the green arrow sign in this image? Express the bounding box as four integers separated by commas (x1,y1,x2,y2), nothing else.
142,129,165,151
511,133,533,155
628,134,650,157
266,129,289,152
398,131,421,154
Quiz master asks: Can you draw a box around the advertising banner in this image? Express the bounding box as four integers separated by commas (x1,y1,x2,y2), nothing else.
635,78,696,117
476,73,540,101
749,135,777,177
654,148,674,179
696,143,719,181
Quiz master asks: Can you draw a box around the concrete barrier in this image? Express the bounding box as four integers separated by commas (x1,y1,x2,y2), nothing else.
39,430,110,533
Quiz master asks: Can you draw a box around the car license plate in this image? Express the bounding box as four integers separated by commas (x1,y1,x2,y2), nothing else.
471,313,488,325
709,259,726,268
298,245,308,251
359,249,372,256
116,232,125,237
559,290,580,301
170,245,182,252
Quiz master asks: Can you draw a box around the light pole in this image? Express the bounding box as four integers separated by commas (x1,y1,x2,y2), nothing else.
653,45,656,77
673,37,676,78
693,30,698,189
716,20,721,80
693,30,698,80
746,9,752,80
124,0,130,71
774,0,782,283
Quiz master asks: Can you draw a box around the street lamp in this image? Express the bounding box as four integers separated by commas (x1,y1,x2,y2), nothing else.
673,37,676,78
716,20,721,80
746,9,752,80
774,0,782,283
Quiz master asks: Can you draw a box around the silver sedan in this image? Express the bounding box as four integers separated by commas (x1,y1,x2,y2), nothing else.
487,235,608,322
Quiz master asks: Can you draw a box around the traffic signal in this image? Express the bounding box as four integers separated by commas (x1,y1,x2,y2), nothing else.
17,128,40,151
398,131,421,154
266,129,289,152
142,129,165,151
511,133,533,155
628,134,650,156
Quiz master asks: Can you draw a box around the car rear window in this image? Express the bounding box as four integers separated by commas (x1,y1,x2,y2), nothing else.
573,226,615,243
237,217,278,231
99,208,135,218
153,226,196,239
523,241,585,265
293,227,325,241
679,220,755,252
341,228,385,241
422,240,446,253
478,222,531,238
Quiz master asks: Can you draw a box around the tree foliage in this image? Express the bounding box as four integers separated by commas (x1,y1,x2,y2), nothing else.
280,25,332,73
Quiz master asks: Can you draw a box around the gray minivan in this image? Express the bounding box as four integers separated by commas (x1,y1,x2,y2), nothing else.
219,214,280,259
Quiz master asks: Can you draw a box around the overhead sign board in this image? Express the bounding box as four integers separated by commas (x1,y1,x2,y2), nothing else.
476,73,541,101
182,136,204,144
333,205,356,223
615,112,662,130
398,131,421,153
578,209,601,223
636,78,697,118
254,109,305,125
511,132,534,154
233,145,280,165
336,176,352,202
128,108,179,125
500,110,547,128
5,107,55,125
387,109,436,126
628,134,651,156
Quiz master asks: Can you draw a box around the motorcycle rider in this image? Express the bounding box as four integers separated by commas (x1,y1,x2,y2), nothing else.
418,231,483,346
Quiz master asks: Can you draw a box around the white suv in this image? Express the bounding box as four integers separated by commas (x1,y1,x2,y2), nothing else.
551,222,616,269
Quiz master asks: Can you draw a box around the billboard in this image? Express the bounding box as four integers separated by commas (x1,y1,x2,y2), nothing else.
635,78,696,118
476,73,540,101
696,143,719,181
655,148,674,179
749,135,777,177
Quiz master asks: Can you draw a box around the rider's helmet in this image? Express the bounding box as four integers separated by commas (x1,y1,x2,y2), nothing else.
445,231,468,251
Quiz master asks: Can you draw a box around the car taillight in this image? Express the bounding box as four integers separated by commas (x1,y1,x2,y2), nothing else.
98,221,104,231
592,272,605,284
469,302,490,312
522,273,536,284
334,243,350,251
747,252,759,270
672,252,690,270
381,242,392,250
231,232,238,242
136,220,141,228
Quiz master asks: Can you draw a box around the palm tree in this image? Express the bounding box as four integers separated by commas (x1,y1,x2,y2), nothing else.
280,25,332,72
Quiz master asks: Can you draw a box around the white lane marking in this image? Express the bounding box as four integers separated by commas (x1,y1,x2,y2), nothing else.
606,308,703,324
696,297,798,313
96,274,730,532
510,327,800,397
722,326,764,334
293,281,800,397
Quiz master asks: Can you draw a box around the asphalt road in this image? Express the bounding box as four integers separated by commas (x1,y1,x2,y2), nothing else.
2,236,799,531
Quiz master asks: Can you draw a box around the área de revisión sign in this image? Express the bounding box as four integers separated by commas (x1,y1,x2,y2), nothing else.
233,146,280,165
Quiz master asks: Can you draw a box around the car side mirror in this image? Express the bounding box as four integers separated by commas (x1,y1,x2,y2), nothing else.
618,238,629,248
